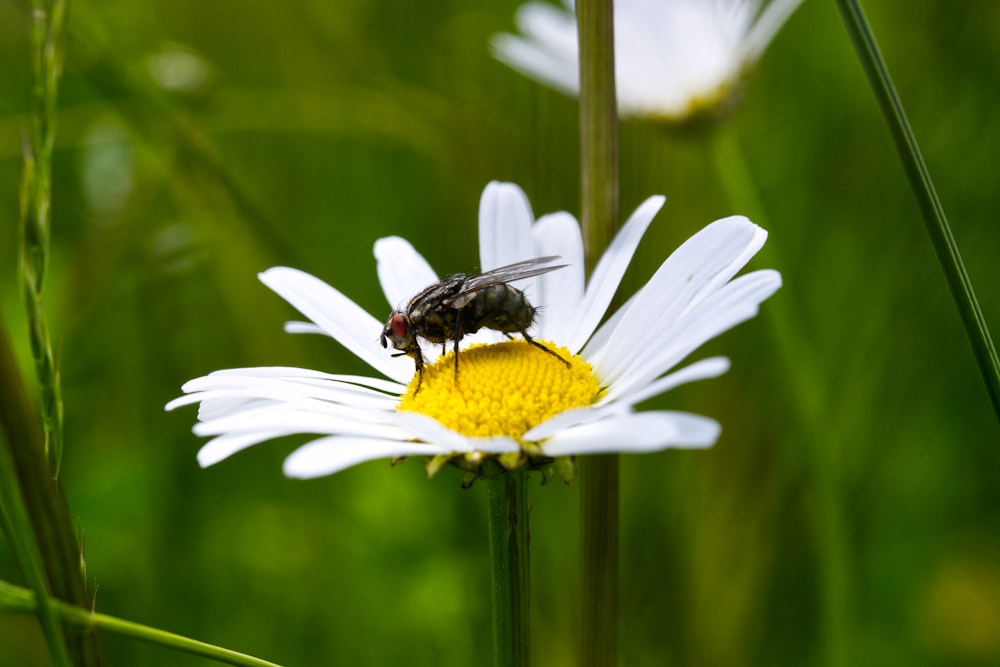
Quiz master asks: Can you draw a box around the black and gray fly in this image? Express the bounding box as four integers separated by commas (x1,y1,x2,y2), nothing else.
380,255,571,392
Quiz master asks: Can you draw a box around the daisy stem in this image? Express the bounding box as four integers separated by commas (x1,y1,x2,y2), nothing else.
835,0,1000,423
0,579,282,667
485,470,531,667
711,125,852,667
577,1,621,665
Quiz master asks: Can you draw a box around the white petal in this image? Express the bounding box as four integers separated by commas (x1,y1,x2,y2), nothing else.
491,2,580,95
283,436,449,478
173,371,402,413
541,411,720,456
284,321,328,336
197,366,406,395
197,429,289,467
206,367,406,394
531,211,585,341
387,411,518,454
601,356,730,408
604,269,780,401
586,216,763,377
374,236,438,310
745,0,804,61
567,195,664,351
193,406,405,440
478,182,536,272
680,217,767,317
523,402,629,442
516,1,579,58
491,35,579,96
258,267,413,384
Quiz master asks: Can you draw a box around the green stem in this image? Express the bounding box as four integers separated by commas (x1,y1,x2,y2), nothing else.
0,322,101,665
577,1,620,665
485,471,531,667
577,0,619,258
835,0,1000,423
711,126,850,667
578,455,619,665
0,580,282,667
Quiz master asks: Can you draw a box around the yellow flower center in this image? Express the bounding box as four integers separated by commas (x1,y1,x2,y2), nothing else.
398,340,600,440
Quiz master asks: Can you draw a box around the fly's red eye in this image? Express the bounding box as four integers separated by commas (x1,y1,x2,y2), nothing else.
390,313,408,339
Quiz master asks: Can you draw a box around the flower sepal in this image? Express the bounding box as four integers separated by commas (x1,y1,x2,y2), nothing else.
422,447,575,488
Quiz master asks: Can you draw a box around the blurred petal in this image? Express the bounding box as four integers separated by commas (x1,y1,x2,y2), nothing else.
745,0,804,61
491,2,580,94
495,0,802,121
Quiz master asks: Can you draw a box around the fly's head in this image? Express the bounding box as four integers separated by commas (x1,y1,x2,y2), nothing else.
381,310,421,359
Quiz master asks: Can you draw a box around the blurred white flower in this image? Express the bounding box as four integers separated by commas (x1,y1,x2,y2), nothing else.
492,0,803,122
167,182,780,480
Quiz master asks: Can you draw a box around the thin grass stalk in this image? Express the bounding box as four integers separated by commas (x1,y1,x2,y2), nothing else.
486,471,531,667
21,0,67,478
835,0,1000,423
577,1,621,665
0,580,282,667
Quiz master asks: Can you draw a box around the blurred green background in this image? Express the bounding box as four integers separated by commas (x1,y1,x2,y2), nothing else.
1,0,999,665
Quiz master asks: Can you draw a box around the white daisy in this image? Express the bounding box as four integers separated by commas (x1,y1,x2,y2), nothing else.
492,0,803,122
166,181,780,480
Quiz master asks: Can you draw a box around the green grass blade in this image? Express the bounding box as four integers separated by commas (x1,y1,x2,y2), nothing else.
835,0,1000,423
0,580,283,667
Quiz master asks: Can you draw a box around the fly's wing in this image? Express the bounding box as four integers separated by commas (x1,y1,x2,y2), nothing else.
444,256,567,308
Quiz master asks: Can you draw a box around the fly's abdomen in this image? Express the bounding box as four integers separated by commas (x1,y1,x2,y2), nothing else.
466,284,536,333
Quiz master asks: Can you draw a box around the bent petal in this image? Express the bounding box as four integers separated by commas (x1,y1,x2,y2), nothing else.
541,411,720,456
259,267,413,384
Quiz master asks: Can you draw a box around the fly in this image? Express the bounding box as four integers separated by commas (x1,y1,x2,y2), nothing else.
380,255,571,392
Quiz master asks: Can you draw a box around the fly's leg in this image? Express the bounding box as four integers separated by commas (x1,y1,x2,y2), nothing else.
521,332,570,367
452,308,462,383
413,348,425,395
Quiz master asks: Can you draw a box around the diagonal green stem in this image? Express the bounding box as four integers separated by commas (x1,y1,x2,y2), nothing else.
0,322,102,665
0,580,282,667
577,1,621,665
485,470,531,667
835,0,1000,423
